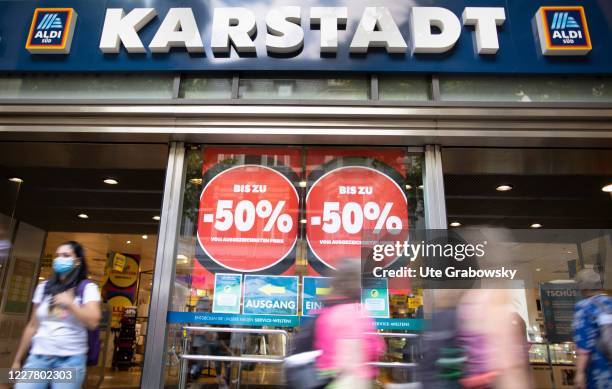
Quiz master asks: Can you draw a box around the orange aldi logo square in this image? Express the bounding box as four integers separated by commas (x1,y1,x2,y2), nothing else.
26,8,78,54
535,6,592,56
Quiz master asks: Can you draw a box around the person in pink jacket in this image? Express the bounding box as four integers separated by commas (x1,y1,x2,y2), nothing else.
314,259,385,389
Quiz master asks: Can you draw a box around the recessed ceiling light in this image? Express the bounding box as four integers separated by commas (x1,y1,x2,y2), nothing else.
189,178,203,185
602,183,612,193
298,181,307,188
417,185,424,190
496,184,513,192
449,221,461,227
536,268,541,272
126,240,131,244
103,178,119,185
142,235,148,240
530,223,543,228
8,177,23,183
153,215,161,221
405,184,412,190
38,276,45,280
77,213,89,219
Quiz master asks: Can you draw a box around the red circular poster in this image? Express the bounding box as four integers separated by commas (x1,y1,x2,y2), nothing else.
197,165,299,272
306,165,408,271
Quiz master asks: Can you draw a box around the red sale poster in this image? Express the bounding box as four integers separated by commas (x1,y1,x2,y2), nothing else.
305,148,411,278
195,147,302,287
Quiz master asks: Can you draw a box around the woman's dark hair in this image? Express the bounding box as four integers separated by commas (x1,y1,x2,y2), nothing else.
44,241,89,297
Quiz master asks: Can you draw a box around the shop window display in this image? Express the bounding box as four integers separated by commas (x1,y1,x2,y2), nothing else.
164,145,424,388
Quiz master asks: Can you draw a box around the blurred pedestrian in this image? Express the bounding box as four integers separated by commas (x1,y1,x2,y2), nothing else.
0,227,11,282
457,288,532,389
572,269,611,389
11,241,101,389
314,259,385,389
418,234,532,389
0,227,10,259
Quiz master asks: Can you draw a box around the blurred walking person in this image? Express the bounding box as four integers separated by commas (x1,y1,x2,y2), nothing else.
456,288,532,389
11,241,101,389
418,234,532,389
314,259,385,389
573,269,612,389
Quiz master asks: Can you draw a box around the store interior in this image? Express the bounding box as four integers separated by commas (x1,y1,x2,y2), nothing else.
443,147,612,389
0,142,167,389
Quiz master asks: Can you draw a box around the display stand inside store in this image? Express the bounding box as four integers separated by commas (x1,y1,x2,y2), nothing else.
113,306,137,371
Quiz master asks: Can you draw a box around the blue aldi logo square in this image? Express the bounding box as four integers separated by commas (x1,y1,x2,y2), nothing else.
535,6,591,56
26,8,77,54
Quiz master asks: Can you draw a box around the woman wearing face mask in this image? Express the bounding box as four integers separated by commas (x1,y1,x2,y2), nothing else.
11,241,101,389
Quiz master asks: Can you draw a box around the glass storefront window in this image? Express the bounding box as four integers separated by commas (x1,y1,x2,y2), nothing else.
0,74,175,99
379,75,431,101
439,76,612,102
442,147,611,371
164,145,424,388
238,75,370,100
178,75,233,99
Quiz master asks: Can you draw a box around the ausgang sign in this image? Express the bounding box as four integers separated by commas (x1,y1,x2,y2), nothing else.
99,7,506,56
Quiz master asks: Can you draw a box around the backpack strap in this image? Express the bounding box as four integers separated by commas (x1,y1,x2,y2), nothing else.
76,279,91,303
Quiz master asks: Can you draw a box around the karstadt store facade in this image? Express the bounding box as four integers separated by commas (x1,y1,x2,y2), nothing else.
0,0,611,388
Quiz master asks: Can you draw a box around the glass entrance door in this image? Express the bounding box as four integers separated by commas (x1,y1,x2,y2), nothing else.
0,142,168,389
165,145,424,388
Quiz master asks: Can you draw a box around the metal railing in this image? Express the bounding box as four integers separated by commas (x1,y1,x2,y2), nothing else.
367,332,420,369
178,326,290,389
178,327,420,389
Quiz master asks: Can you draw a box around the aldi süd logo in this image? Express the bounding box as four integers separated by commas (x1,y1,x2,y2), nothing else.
26,8,77,54
535,6,591,56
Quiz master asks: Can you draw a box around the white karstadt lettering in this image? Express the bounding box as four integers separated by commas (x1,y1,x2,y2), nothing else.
149,8,204,53
462,7,506,54
100,8,156,53
310,7,347,53
98,6,506,56
211,7,257,55
350,7,407,54
266,6,304,54
411,7,461,54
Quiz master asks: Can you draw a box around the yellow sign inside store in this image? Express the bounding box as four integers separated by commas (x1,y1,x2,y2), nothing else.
109,295,134,328
112,253,127,272
408,296,423,309
109,256,139,288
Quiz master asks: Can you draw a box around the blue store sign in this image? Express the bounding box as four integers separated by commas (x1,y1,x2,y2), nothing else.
167,311,299,327
243,275,299,316
0,0,610,73
361,278,390,318
212,273,243,314
166,311,423,330
540,282,579,343
302,276,332,316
